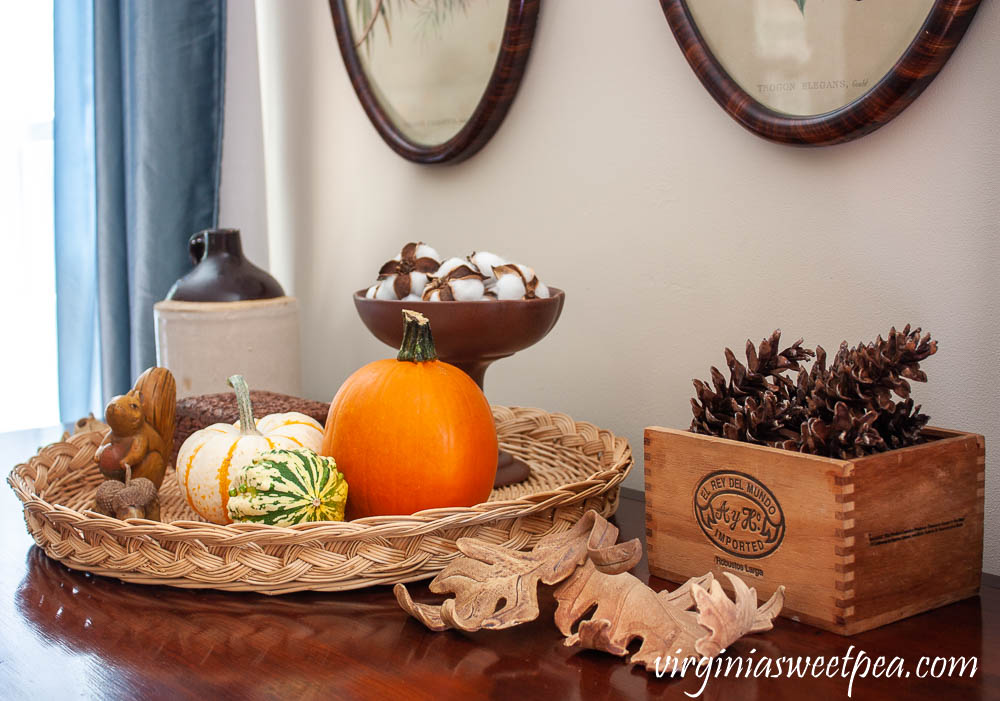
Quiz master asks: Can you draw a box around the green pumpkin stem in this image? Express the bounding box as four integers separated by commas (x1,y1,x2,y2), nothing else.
228,374,262,435
397,310,438,363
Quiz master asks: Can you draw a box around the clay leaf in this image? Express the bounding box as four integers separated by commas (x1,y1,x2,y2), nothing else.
693,573,784,658
555,566,784,673
555,562,710,670
395,510,642,632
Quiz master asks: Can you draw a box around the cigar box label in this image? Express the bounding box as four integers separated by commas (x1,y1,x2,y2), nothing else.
694,470,785,559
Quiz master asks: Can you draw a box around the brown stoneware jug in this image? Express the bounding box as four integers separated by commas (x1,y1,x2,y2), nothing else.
166,229,284,302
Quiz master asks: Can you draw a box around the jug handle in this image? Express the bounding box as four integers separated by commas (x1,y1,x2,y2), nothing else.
188,232,206,265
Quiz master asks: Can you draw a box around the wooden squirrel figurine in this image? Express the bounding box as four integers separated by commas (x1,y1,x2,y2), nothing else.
95,367,176,489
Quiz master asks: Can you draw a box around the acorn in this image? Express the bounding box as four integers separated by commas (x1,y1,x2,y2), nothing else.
94,479,126,516
93,476,160,520
113,477,161,521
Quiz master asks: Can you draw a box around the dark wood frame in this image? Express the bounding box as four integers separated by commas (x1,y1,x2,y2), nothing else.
329,0,540,164
660,0,983,146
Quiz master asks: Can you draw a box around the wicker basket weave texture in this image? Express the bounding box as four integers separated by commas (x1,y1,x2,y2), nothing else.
8,406,631,593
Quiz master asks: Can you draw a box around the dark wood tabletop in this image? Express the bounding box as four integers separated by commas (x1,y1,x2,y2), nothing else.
2,425,997,700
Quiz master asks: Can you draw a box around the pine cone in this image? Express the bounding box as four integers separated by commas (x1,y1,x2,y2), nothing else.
690,326,937,458
726,392,802,445
876,397,930,450
691,330,813,446
795,327,936,455
690,366,738,437
810,326,936,414
796,402,886,459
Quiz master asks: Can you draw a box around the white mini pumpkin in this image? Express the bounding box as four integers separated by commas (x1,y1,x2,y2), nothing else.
176,375,324,524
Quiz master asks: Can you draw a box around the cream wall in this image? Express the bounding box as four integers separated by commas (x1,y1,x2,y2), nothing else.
219,0,269,268
250,1,1000,570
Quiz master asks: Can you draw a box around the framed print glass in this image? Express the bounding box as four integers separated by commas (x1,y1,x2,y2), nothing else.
329,0,540,164
660,0,983,145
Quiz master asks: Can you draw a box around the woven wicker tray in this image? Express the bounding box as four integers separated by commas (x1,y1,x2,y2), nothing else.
8,406,631,593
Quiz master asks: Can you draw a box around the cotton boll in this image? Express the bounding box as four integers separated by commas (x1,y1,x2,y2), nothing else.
375,279,400,300
422,270,489,301
408,271,430,298
450,277,486,301
493,262,551,299
380,271,430,299
494,271,527,300
468,251,506,283
513,264,536,281
414,243,440,261
471,251,506,269
421,252,492,301
387,242,440,265
435,257,474,278
371,244,553,302
372,242,441,299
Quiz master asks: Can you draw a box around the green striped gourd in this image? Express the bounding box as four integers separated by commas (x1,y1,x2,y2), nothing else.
227,448,348,526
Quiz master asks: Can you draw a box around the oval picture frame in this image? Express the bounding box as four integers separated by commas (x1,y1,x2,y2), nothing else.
660,0,983,146
328,0,540,164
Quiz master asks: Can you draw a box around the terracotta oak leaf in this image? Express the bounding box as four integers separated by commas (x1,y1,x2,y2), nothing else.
394,511,642,632
555,565,784,672
395,509,785,676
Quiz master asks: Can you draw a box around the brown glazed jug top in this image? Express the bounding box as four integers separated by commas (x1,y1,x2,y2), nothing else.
166,229,285,302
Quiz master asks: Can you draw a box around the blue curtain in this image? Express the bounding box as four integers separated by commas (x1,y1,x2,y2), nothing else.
54,0,226,419
54,0,98,420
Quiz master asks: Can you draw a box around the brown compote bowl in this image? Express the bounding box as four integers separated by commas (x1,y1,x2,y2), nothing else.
354,288,565,487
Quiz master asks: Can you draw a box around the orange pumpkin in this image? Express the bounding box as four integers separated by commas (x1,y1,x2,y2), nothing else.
322,310,497,518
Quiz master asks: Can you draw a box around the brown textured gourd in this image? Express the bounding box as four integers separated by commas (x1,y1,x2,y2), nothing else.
173,390,330,463
94,367,176,489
